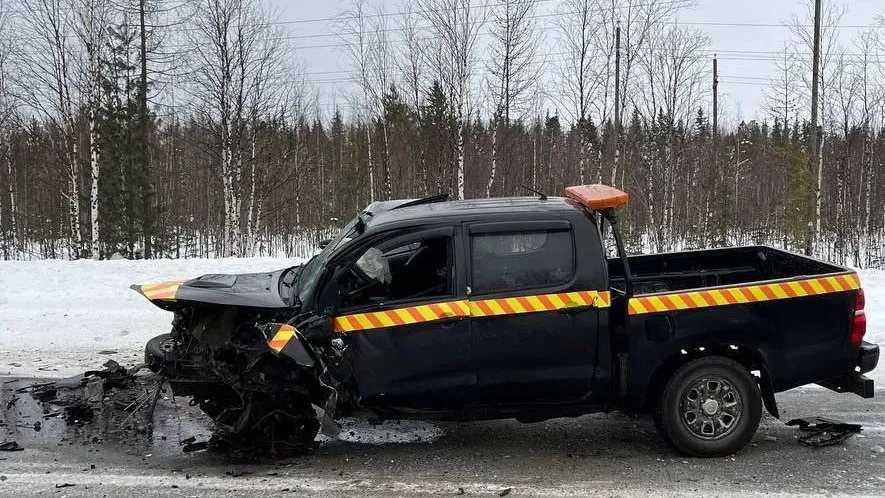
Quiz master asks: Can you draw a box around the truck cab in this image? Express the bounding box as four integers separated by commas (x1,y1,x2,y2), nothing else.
138,184,879,457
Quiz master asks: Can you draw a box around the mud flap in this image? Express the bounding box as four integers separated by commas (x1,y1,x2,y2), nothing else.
759,369,779,419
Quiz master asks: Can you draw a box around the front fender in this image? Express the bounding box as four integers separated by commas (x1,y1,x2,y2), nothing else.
131,280,186,309
262,323,315,368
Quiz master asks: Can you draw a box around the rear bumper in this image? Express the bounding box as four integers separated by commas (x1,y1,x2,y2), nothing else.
816,341,879,399
858,341,879,374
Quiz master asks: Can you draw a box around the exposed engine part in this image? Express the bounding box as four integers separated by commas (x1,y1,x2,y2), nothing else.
157,307,329,457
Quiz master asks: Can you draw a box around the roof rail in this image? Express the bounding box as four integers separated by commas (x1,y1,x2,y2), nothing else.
391,194,450,210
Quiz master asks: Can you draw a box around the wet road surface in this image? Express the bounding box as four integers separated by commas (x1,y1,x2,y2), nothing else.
1,377,883,497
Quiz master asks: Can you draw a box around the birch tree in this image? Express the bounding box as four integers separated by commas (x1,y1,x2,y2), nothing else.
16,0,85,257
556,0,603,184
419,0,484,199
342,0,379,201
397,5,429,195
189,0,286,256
637,23,710,249
790,1,845,254
74,0,110,259
485,0,541,197
858,30,882,265
0,4,16,257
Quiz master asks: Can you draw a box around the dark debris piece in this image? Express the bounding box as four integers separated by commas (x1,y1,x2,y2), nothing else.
182,441,209,453
786,417,862,447
0,441,23,451
225,469,253,477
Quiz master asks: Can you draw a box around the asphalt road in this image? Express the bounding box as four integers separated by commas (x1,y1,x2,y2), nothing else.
1,378,883,498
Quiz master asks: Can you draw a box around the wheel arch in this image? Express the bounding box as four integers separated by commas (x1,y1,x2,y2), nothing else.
642,344,779,418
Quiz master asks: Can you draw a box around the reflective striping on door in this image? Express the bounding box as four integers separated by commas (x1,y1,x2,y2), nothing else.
333,290,611,333
470,291,610,317
628,272,861,315
333,300,471,333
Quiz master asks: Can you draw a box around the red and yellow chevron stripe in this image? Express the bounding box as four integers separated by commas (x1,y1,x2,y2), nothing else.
138,280,184,301
333,290,611,333
470,290,609,317
628,273,860,315
268,324,297,354
333,300,471,333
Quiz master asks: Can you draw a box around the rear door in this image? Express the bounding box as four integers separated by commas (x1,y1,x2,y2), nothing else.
467,220,603,405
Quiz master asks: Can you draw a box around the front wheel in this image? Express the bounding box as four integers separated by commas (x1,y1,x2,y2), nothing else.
145,333,174,373
654,356,762,457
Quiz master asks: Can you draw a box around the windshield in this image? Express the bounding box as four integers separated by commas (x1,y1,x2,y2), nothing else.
296,215,362,304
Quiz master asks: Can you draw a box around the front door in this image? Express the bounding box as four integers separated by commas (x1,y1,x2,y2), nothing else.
467,221,602,405
326,226,473,411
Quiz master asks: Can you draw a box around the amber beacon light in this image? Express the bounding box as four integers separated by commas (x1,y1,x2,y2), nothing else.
563,184,629,211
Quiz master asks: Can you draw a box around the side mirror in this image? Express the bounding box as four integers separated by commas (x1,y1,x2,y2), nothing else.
318,238,332,249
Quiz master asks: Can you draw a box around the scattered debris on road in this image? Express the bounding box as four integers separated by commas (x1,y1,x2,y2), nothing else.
19,359,155,430
786,417,863,447
0,441,23,451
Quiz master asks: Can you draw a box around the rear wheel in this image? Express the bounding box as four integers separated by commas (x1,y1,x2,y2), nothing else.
653,356,761,457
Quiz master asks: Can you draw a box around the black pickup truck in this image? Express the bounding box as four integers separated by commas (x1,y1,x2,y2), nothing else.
136,184,879,457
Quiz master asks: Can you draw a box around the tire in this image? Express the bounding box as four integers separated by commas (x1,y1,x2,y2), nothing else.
653,356,762,457
144,333,173,373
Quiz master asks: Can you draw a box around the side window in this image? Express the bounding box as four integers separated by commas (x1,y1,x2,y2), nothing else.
339,235,453,309
471,229,574,294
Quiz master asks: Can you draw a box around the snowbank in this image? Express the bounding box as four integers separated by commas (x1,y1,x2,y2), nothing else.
0,257,300,377
1,259,882,385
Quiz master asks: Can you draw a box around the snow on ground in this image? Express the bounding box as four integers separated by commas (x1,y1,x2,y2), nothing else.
0,257,300,377
0,259,883,384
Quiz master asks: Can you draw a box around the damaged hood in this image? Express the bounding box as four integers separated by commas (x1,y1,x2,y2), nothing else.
132,267,300,310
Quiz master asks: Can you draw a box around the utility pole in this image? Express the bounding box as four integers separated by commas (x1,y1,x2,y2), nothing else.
808,0,822,256
712,54,718,172
611,21,621,186
712,54,721,245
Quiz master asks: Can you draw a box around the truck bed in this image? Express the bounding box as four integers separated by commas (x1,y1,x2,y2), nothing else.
608,246,844,295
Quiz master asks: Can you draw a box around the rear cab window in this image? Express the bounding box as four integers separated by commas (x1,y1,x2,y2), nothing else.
469,223,575,295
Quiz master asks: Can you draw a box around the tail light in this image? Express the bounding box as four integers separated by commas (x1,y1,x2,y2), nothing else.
851,288,866,346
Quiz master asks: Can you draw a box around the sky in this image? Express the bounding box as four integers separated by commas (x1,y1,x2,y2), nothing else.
269,0,884,125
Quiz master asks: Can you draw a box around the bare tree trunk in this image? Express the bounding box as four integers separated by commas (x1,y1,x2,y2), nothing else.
419,0,484,200
382,121,391,200
77,0,105,260
1,141,13,256
191,0,287,257
456,115,466,199
366,123,375,200
246,126,257,255
814,130,824,249
89,114,99,259
487,121,497,196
